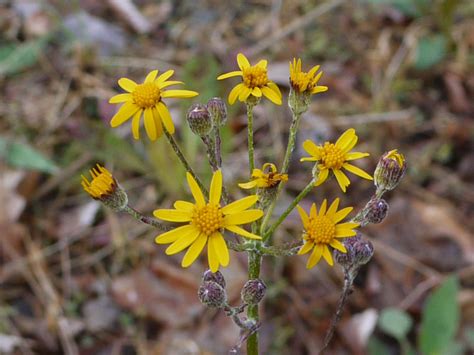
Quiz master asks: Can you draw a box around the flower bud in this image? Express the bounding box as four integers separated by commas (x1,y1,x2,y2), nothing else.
81,165,128,212
187,104,212,137
374,149,406,192
241,279,266,305
334,233,374,272
288,88,311,116
364,198,389,224
198,281,227,308
202,269,226,289
207,97,227,126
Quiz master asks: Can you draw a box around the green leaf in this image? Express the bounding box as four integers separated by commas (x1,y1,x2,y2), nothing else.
419,276,460,355
368,336,391,355
414,34,447,70
378,308,413,340
0,137,58,173
0,36,50,76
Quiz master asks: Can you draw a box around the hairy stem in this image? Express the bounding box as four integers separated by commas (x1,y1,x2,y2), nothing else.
202,135,230,203
246,248,261,355
246,102,256,176
123,205,169,231
164,129,208,196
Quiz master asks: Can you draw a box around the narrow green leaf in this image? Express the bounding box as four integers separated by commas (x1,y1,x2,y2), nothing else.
378,308,413,340
0,37,50,76
0,138,58,173
414,34,447,70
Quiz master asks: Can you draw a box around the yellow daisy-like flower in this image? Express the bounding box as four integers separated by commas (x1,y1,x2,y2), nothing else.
217,53,282,105
238,163,288,189
297,198,359,268
289,58,328,95
109,70,198,141
154,170,263,272
301,128,373,192
81,164,116,199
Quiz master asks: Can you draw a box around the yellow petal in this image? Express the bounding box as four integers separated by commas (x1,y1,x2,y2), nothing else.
153,107,164,138
209,170,222,205
225,225,262,240
228,83,244,104
336,222,359,230
327,198,340,219
345,152,370,161
306,244,323,268
161,90,199,99
165,229,201,255
217,71,243,80
109,93,132,103
211,232,229,266
153,209,192,222
224,209,263,226
333,207,353,223
144,108,157,141
315,168,329,187
330,239,347,253
155,225,197,244
333,169,350,193
319,199,328,216
118,78,137,92
310,203,317,218
302,140,321,159
261,86,282,105
173,200,195,212
110,102,140,127
343,163,373,180
145,70,158,83
252,87,262,97
187,172,205,207
267,82,281,97
312,86,328,94
308,65,321,77
156,102,175,134
335,128,355,150
131,109,142,140
221,195,258,215
181,233,207,268
238,181,258,189
296,205,309,225
298,241,313,255
300,157,319,162
322,245,334,266
237,53,250,70
208,236,220,272
256,59,267,68
159,80,183,89
238,86,252,102
155,70,174,84
335,229,358,238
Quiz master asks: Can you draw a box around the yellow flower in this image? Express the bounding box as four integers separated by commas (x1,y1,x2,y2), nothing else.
301,128,373,192
109,70,198,141
154,170,263,272
289,58,328,95
297,198,359,268
217,53,282,105
81,164,116,199
238,163,288,189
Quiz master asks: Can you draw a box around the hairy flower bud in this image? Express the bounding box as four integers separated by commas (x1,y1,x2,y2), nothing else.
207,97,227,126
374,149,406,192
364,198,389,224
187,104,212,137
198,281,227,308
334,233,374,272
202,269,226,288
241,279,266,305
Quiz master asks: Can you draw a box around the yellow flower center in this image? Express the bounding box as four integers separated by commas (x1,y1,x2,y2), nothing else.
82,166,115,199
291,72,314,93
132,82,161,109
243,66,268,89
306,216,336,244
192,203,224,235
320,142,345,170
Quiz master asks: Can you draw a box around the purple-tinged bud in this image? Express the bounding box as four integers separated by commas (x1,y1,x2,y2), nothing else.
334,233,374,271
202,269,226,289
187,104,212,137
207,97,227,126
364,198,389,224
374,149,407,192
241,279,266,305
198,281,227,308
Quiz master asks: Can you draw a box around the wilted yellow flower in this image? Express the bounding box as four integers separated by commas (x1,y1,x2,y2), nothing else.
109,70,198,141
238,163,288,189
301,128,373,192
297,198,359,268
289,58,328,95
217,53,282,105
81,164,116,199
154,170,263,272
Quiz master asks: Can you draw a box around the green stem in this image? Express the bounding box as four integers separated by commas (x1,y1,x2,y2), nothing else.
260,112,301,233
246,248,261,355
263,178,315,241
246,102,256,176
164,129,209,196
123,205,169,231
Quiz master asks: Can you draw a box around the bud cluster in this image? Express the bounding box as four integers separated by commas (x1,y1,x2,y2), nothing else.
241,279,266,305
198,270,227,308
334,233,374,273
186,97,228,138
